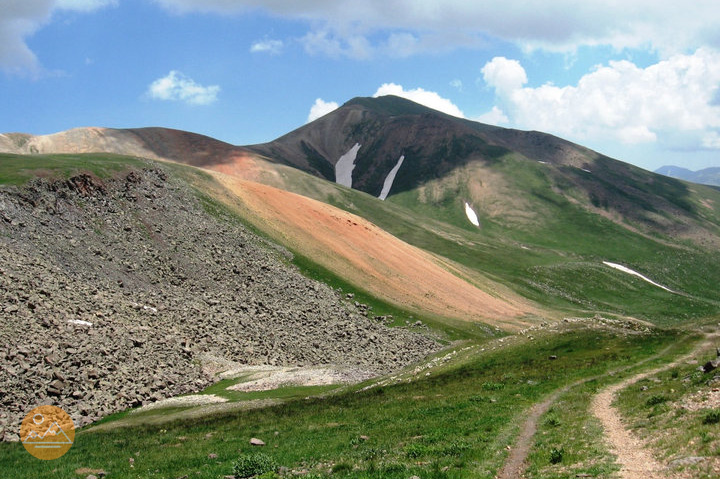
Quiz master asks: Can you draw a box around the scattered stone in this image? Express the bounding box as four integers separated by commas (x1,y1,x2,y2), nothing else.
250,438,266,446
0,168,440,439
669,456,706,468
75,469,107,476
208,453,218,459
701,352,720,373
549,355,558,360
359,435,369,441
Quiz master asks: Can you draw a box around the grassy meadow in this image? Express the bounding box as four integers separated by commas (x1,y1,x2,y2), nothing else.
0,325,692,479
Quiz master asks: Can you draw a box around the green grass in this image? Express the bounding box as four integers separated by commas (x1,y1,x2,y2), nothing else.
0,153,149,185
0,326,685,479
524,332,702,478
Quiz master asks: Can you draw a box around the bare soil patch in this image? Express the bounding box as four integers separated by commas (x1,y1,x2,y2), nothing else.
215,173,535,329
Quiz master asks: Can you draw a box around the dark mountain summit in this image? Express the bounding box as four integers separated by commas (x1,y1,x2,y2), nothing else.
247,96,718,243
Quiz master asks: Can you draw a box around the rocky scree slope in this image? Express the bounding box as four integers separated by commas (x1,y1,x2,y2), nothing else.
0,166,439,441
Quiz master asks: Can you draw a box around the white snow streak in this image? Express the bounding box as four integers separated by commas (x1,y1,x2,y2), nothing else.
335,143,361,188
378,155,405,200
464,202,480,227
603,261,674,292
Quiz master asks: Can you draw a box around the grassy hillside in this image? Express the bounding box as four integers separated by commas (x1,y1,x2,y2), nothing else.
245,153,720,325
240,97,720,325
0,322,695,479
0,153,150,186
2,152,718,479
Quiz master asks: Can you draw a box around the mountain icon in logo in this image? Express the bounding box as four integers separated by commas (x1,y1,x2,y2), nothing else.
21,405,75,460
23,421,73,446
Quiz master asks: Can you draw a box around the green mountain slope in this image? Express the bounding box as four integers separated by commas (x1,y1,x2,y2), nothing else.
248,96,720,324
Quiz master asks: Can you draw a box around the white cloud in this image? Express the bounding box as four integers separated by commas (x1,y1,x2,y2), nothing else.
474,106,508,126
146,71,220,105
301,30,373,59
152,1,720,57
480,48,720,150
307,98,339,122
250,38,283,54
373,83,465,118
703,131,720,149
384,32,420,58
57,0,117,12
481,57,527,95
0,0,116,74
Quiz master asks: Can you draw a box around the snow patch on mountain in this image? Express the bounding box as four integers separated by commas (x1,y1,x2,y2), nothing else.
603,261,674,292
464,202,480,227
378,155,405,200
336,143,361,188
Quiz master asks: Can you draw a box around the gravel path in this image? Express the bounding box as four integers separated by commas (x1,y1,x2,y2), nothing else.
496,330,697,479
496,385,573,479
590,332,718,479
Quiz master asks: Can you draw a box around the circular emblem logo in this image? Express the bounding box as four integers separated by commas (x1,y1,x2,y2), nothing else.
20,405,75,460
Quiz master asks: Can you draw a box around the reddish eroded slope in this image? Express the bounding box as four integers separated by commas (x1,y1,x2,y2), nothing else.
213,172,536,329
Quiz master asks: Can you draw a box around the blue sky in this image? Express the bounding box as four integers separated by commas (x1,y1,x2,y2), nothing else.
2,1,720,171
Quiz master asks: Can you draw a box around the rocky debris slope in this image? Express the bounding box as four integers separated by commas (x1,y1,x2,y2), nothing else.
0,166,439,440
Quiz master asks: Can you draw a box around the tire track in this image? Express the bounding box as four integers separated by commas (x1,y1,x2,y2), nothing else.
496,334,700,479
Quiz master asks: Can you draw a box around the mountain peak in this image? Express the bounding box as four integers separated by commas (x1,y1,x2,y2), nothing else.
342,95,441,117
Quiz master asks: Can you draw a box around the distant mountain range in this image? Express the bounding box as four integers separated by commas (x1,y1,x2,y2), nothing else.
655,165,720,186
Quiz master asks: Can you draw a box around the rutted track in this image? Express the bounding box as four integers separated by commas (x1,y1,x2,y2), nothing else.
590,331,719,479
496,334,695,479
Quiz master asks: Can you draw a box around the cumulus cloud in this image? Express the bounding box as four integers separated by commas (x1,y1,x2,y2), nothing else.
480,57,527,95
479,49,720,149
373,83,465,118
250,38,283,54
0,0,116,73
146,71,220,105
307,98,339,122
152,1,720,57
474,106,508,126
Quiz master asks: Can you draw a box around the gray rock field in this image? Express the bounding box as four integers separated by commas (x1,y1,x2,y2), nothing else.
0,166,439,440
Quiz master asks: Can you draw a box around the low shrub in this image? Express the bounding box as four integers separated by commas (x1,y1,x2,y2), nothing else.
702,410,720,425
232,452,278,479
646,394,667,406
331,462,353,474
549,447,564,465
